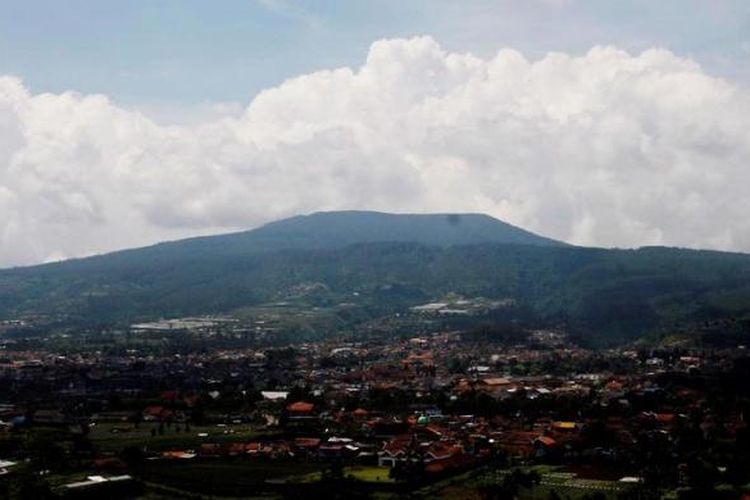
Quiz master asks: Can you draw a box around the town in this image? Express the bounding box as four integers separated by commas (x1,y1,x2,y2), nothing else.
1,313,749,499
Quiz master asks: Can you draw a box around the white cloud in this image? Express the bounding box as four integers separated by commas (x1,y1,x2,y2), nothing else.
1,36,750,266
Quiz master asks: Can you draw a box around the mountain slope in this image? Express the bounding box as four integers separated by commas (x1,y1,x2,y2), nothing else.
1,211,750,344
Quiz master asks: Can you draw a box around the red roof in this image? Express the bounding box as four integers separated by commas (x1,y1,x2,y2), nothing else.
606,380,624,391
424,425,444,437
425,442,462,460
498,431,538,445
161,451,195,460
227,443,247,455
294,437,322,449
198,443,222,456
287,401,315,413
656,413,675,424
425,453,472,473
382,436,411,456
160,390,179,402
144,405,166,415
536,436,557,447
143,405,174,419
93,457,126,469
183,395,200,408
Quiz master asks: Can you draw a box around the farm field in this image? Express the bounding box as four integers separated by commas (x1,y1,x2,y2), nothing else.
88,422,276,452
142,459,321,497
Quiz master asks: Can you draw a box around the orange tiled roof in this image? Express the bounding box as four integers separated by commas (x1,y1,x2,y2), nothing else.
294,437,322,448
536,436,557,447
287,401,314,413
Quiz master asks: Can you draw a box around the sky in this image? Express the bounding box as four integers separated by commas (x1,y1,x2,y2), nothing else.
1,0,750,266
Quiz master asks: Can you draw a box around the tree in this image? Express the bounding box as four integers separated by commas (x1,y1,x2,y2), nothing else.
389,443,425,485
7,465,52,500
23,432,67,473
480,469,541,500
121,446,146,476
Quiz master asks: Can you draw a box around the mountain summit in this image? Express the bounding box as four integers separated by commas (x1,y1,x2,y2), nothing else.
256,210,564,247
168,211,565,255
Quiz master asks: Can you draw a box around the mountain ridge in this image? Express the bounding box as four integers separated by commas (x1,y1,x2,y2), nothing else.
146,209,567,254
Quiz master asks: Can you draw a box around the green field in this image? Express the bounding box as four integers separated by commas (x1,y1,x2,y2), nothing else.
346,466,395,483
289,465,395,484
88,422,275,452
142,459,321,497
411,465,633,500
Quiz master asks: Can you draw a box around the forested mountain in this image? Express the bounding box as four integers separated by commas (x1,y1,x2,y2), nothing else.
125,210,566,256
1,211,749,344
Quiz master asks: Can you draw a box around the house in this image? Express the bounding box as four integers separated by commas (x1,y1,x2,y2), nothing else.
551,421,577,432
480,377,512,388
0,460,17,476
286,401,317,428
655,413,676,426
495,431,539,459
245,442,262,455
534,436,558,458
160,390,179,402
161,451,196,460
198,443,222,458
287,401,315,414
424,442,463,462
32,409,70,426
369,419,410,438
227,442,248,456
142,405,174,422
318,443,358,460
93,457,129,471
261,391,289,401
294,437,321,456
352,408,369,420
424,452,474,474
378,436,412,467
91,411,139,423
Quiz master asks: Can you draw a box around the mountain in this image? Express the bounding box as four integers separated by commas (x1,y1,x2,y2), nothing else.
135,210,565,257
1,211,750,345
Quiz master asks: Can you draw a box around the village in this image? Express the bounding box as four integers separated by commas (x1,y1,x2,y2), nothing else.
1,321,749,499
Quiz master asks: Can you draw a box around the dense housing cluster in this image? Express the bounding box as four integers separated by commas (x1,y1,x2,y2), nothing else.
2,320,750,499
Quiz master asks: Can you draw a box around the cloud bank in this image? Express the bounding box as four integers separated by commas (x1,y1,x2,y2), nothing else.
1,36,749,266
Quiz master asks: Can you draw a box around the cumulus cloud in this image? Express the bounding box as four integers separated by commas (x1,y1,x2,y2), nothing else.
1,36,750,266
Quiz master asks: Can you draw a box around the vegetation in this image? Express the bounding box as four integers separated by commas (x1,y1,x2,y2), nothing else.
141,460,321,497
1,211,750,345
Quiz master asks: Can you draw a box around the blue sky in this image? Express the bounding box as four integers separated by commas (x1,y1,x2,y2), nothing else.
2,0,749,113
2,1,750,265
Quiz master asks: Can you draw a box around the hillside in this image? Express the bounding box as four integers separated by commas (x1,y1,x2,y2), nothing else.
1,211,750,344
